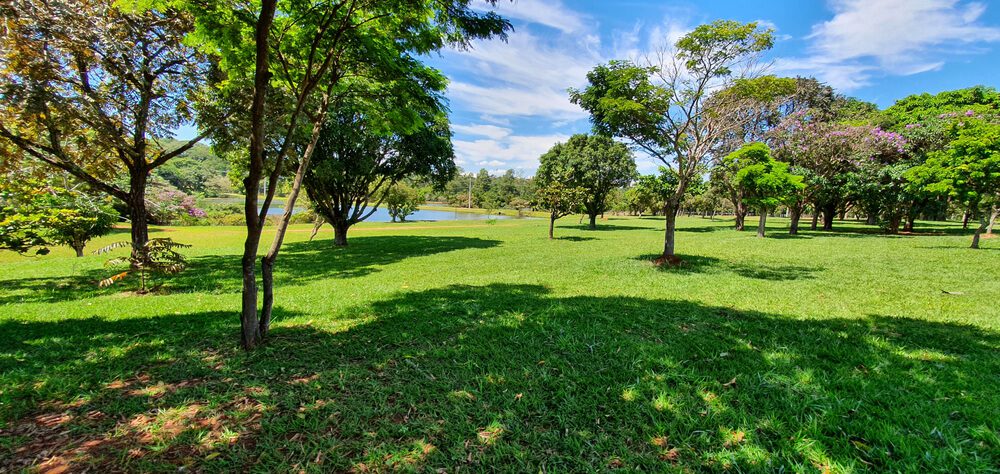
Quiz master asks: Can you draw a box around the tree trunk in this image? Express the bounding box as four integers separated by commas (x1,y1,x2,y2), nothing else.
588,213,597,230
757,210,767,238
548,215,555,239
258,95,328,338
126,172,149,261
240,0,277,351
971,216,987,249
987,206,998,235
810,208,819,230
822,203,836,231
662,200,679,259
962,211,970,229
333,219,350,246
887,214,901,234
866,213,877,226
73,243,85,257
788,200,803,235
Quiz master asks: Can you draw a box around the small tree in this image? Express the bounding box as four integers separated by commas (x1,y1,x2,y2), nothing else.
535,182,585,239
734,144,804,237
0,178,117,256
98,238,190,294
384,184,424,222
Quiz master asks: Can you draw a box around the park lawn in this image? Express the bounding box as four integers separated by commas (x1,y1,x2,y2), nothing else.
1,216,998,472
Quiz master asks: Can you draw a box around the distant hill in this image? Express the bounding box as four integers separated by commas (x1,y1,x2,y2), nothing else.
155,139,232,197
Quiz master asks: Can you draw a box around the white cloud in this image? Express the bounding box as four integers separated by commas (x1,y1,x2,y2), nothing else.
453,133,570,173
451,123,512,140
477,0,587,34
777,0,1000,90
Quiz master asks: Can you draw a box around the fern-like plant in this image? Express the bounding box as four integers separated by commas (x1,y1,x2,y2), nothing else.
96,238,190,293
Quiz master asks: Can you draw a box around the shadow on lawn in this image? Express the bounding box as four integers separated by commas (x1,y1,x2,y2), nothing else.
3,284,998,472
637,254,823,281
0,235,500,304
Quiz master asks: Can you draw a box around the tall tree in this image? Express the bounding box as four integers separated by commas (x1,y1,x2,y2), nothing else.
0,0,215,258
536,134,636,229
190,0,510,348
571,20,773,263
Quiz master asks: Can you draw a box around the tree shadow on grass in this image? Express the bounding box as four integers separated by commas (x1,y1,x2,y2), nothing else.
0,235,501,304
556,236,596,242
2,284,998,472
635,254,823,281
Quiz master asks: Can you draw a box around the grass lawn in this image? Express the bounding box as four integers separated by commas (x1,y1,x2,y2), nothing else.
1,216,998,472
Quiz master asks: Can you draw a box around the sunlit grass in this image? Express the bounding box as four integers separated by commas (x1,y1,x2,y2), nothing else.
1,215,998,471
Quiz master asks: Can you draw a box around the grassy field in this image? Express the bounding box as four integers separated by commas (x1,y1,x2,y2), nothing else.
1,216,998,472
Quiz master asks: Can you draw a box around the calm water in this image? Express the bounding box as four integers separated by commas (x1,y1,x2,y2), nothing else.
266,206,517,222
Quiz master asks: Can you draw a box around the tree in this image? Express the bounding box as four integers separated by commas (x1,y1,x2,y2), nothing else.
535,182,585,239
191,0,510,348
304,89,455,246
732,144,804,237
0,0,215,259
571,20,773,263
910,117,1000,248
536,134,636,229
384,183,424,222
0,176,117,256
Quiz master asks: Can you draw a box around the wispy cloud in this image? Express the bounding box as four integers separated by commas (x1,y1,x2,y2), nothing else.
777,0,1000,90
476,0,588,34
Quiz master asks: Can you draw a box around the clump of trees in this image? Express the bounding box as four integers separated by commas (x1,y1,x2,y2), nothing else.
536,134,636,229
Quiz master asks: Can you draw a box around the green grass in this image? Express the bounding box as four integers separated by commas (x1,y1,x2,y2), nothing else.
1,216,998,472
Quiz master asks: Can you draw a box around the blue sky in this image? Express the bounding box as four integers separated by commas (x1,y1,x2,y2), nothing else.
173,1,1000,176
421,0,1000,175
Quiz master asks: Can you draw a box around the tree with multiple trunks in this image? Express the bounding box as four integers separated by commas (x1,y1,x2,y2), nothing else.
188,0,511,348
571,20,773,264
536,134,636,230
0,0,216,258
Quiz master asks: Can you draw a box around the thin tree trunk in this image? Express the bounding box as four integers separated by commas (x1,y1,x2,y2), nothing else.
810,208,819,230
73,243,84,257
259,90,330,337
962,210,970,229
240,0,277,351
987,206,998,235
548,215,555,239
757,210,767,238
971,216,987,249
734,202,746,231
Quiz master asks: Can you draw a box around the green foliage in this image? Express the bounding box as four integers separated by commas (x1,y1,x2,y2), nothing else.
536,134,636,225
0,178,117,255
97,238,190,293
733,144,804,212
911,118,1000,215
535,182,586,222
384,184,424,222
